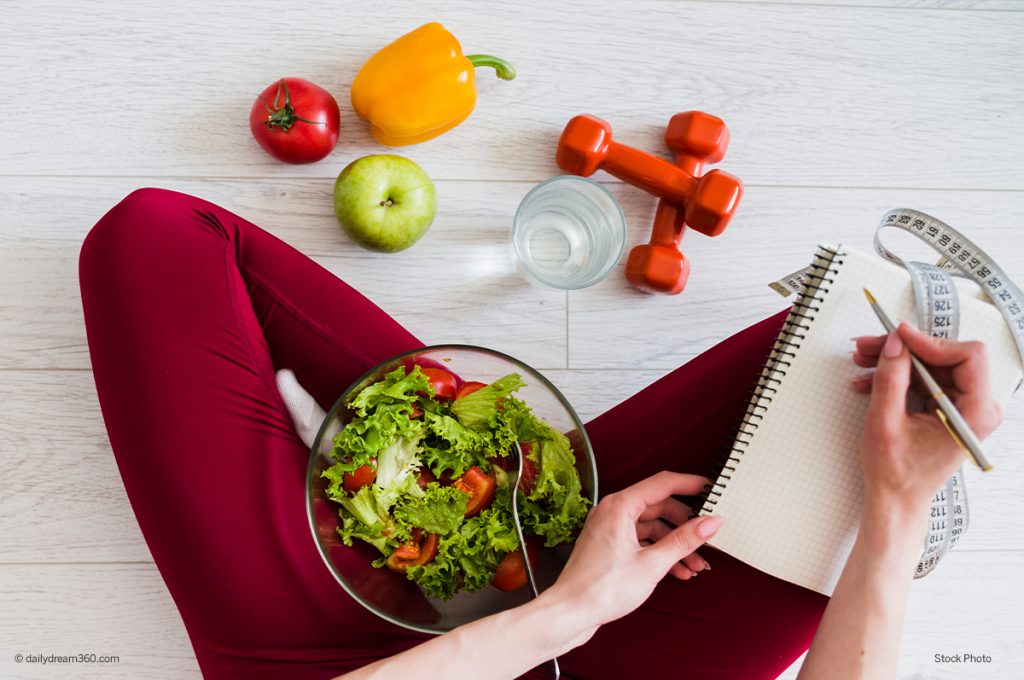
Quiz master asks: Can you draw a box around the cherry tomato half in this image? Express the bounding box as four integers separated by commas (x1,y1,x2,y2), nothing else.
418,367,458,401
456,381,487,400
343,459,376,493
249,78,340,164
453,466,497,517
492,539,541,592
386,528,440,572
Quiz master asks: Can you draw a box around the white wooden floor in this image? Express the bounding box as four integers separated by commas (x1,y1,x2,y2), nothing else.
2,1,1023,678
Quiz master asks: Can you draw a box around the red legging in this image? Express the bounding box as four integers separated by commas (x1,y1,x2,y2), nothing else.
79,188,828,680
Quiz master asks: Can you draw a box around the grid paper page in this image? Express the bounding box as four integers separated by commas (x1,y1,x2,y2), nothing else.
705,243,1023,596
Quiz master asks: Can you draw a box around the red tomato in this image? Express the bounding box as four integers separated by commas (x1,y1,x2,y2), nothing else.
519,442,539,496
386,528,440,572
456,381,487,400
343,458,376,493
419,367,458,401
249,78,340,164
416,466,437,490
409,402,423,419
453,466,497,517
489,454,511,472
492,539,541,592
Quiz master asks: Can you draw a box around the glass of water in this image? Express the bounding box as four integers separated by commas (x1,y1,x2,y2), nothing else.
511,176,627,290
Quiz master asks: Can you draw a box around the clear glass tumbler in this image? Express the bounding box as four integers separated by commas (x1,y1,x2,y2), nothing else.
511,175,627,290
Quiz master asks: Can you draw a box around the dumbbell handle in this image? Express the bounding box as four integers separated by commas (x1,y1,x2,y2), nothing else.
650,200,686,247
675,150,705,178
600,142,699,204
649,145,713,247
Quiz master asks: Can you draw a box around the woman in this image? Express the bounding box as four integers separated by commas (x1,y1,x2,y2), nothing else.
79,188,1002,679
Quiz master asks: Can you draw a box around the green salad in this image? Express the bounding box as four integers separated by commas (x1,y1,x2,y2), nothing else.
322,364,590,600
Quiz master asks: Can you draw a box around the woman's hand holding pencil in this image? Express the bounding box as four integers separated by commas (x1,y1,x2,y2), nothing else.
802,317,1005,680
850,321,1003,513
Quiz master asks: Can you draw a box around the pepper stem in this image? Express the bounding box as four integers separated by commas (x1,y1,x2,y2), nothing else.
466,54,516,81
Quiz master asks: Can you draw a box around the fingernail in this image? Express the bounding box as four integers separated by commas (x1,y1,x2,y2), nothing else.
883,331,904,358
850,374,872,385
698,516,724,538
704,561,712,571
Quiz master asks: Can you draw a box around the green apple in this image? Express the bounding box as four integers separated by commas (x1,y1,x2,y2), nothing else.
333,154,437,253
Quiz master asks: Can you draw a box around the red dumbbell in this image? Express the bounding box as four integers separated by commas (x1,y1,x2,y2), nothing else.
556,113,742,235
625,112,735,294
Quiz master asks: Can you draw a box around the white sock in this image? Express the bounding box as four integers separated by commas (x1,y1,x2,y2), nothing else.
275,368,327,449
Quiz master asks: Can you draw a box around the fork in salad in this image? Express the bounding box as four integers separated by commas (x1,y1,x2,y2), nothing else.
509,437,562,680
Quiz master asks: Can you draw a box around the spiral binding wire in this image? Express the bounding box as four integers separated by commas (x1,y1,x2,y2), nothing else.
697,245,845,514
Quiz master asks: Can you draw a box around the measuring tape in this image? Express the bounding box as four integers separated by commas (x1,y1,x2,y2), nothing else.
770,209,1024,578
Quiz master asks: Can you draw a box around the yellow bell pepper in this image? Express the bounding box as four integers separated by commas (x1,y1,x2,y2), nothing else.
351,23,516,146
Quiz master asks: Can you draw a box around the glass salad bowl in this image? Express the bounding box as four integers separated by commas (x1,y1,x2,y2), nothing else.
306,344,599,634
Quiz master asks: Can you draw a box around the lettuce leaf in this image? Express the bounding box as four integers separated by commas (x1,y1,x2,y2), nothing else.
328,366,430,472
521,428,591,545
417,377,533,476
419,410,487,477
350,365,432,416
333,484,398,553
334,484,387,529
393,483,469,536
498,396,550,444
321,463,351,501
330,402,424,468
337,501,395,554
373,436,423,504
528,430,574,499
451,373,527,430
405,500,520,600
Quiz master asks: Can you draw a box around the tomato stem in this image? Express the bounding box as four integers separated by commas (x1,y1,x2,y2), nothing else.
258,79,325,132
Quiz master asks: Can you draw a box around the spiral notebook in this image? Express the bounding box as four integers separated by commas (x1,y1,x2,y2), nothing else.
698,243,1023,596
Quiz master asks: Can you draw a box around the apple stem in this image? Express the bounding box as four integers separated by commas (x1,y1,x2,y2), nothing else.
380,199,394,207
